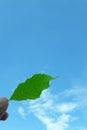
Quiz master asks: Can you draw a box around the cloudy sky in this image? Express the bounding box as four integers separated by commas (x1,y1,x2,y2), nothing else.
0,0,87,130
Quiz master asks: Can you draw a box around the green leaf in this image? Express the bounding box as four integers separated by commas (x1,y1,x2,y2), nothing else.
10,73,59,101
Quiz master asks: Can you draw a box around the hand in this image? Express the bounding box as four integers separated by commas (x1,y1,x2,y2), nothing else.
0,97,8,121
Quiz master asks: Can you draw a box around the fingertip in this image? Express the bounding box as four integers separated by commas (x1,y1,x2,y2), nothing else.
0,112,8,121
0,97,9,107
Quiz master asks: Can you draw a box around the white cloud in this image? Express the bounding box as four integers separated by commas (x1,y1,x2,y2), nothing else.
25,90,77,130
18,85,87,130
37,114,71,130
56,103,77,113
29,99,72,130
18,106,26,119
61,86,87,108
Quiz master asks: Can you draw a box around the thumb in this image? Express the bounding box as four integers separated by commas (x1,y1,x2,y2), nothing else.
0,97,8,119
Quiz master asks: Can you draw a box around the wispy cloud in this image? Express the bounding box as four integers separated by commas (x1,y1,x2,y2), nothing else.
61,85,87,108
27,90,76,130
18,106,26,119
18,85,87,130
56,102,77,113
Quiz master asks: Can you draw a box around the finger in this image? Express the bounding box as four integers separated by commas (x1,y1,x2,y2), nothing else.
0,97,8,119
0,112,8,121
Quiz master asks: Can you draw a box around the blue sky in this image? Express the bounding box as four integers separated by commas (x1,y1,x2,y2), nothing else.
0,0,87,129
